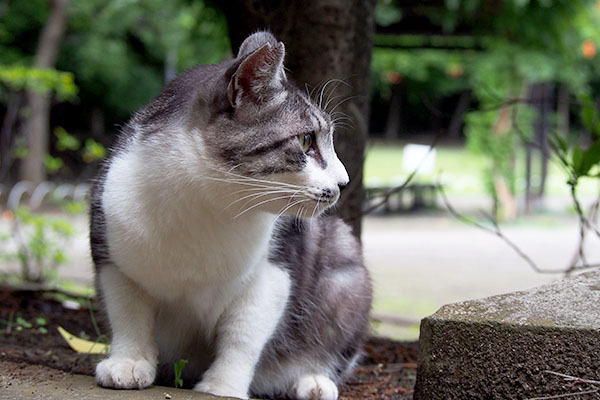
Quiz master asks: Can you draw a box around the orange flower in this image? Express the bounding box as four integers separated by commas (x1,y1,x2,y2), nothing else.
386,71,402,84
582,40,596,59
2,210,14,221
447,64,464,78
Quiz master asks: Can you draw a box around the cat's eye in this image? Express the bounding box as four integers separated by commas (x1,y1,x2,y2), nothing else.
298,132,315,152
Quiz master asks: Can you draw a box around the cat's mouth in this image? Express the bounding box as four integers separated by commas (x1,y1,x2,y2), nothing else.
305,189,340,208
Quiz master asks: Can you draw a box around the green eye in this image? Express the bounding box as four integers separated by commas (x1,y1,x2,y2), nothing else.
298,132,314,152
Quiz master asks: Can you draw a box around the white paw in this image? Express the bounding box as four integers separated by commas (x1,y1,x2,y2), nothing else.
194,380,249,399
95,357,156,389
292,375,339,400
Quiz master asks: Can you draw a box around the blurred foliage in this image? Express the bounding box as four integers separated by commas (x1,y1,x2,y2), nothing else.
62,0,230,118
0,0,77,102
0,207,75,283
0,66,77,101
0,0,230,120
374,0,600,216
0,0,229,181
47,127,107,175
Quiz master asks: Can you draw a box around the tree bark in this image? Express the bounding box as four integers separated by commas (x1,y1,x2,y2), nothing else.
0,92,24,183
384,86,402,141
222,0,377,238
447,89,472,140
20,0,69,185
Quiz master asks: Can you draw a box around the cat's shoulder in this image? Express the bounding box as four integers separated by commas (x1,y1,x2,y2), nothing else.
270,215,363,269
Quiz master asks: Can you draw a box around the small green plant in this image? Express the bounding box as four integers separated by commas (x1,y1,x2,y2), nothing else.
0,206,75,283
173,359,189,389
0,314,48,334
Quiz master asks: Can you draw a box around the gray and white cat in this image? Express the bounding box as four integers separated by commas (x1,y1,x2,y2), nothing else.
90,31,372,400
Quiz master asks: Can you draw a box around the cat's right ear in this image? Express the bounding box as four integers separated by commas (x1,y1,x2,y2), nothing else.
227,41,286,108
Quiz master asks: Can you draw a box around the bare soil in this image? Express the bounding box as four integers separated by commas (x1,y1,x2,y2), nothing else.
0,288,418,399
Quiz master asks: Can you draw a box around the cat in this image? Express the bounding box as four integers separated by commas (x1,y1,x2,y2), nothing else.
90,31,372,400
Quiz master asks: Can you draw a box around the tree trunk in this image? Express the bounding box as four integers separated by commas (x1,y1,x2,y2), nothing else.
20,0,69,185
447,89,472,140
221,0,377,238
0,92,24,183
384,86,402,141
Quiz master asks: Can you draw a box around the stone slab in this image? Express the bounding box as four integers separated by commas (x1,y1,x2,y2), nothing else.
414,270,600,399
0,360,232,400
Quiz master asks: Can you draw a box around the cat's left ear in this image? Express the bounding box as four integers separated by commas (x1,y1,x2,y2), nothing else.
228,41,286,108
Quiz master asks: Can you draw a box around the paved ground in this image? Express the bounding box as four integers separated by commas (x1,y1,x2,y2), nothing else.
2,204,599,340
0,360,222,400
364,212,600,338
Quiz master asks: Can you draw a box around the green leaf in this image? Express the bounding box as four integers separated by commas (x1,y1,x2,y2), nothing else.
52,249,67,265
51,219,75,237
572,146,584,176
82,139,107,163
16,317,32,329
580,104,600,136
173,359,188,389
54,127,81,151
43,155,64,174
579,140,600,177
555,134,568,154
62,201,86,215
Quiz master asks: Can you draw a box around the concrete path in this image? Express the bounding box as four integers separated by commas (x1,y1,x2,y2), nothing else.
363,214,600,338
0,361,225,400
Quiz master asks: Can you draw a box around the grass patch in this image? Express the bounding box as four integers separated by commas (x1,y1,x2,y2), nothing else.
364,143,598,197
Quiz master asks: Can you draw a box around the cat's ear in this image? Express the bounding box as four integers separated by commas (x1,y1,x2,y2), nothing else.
228,41,286,108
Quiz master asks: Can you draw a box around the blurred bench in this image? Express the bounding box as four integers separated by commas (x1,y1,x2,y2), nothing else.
365,143,439,213
365,183,440,213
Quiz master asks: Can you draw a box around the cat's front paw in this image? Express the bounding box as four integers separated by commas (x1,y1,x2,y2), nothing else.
194,380,249,399
95,357,156,389
291,375,339,400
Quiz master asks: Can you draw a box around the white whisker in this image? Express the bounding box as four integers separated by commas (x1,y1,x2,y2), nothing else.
233,194,297,219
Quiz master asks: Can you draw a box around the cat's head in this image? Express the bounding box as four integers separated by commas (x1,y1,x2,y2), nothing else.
199,32,349,219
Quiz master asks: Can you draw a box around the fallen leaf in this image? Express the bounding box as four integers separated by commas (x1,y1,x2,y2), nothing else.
57,326,109,355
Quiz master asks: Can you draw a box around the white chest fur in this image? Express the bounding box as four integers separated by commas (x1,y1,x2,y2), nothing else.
101,140,278,302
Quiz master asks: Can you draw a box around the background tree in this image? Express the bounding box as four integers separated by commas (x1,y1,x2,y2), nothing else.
222,0,378,237
20,0,69,185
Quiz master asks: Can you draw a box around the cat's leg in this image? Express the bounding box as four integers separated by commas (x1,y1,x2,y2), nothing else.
252,358,342,400
95,265,158,389
193,263,290,399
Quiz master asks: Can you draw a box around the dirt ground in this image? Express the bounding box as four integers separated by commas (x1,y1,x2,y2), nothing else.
0,288,418,399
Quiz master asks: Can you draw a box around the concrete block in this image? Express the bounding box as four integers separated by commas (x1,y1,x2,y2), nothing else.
414,270,600,399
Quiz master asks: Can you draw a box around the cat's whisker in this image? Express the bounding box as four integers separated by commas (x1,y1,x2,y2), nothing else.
205,176,301,192
329,95,362,114
333,122,353,131
320,78,351,110
233,191,308,219
332,120,353,128
228,186,297,197
324,89,347,113
210,168,306,190
330,110,351,118
307,194,320,230
318,78,341,110
331,114,353,122
225,189,300,212
331,117,353,124
274,198,311,223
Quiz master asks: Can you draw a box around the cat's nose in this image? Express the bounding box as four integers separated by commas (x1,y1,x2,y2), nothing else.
338,182,348,192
